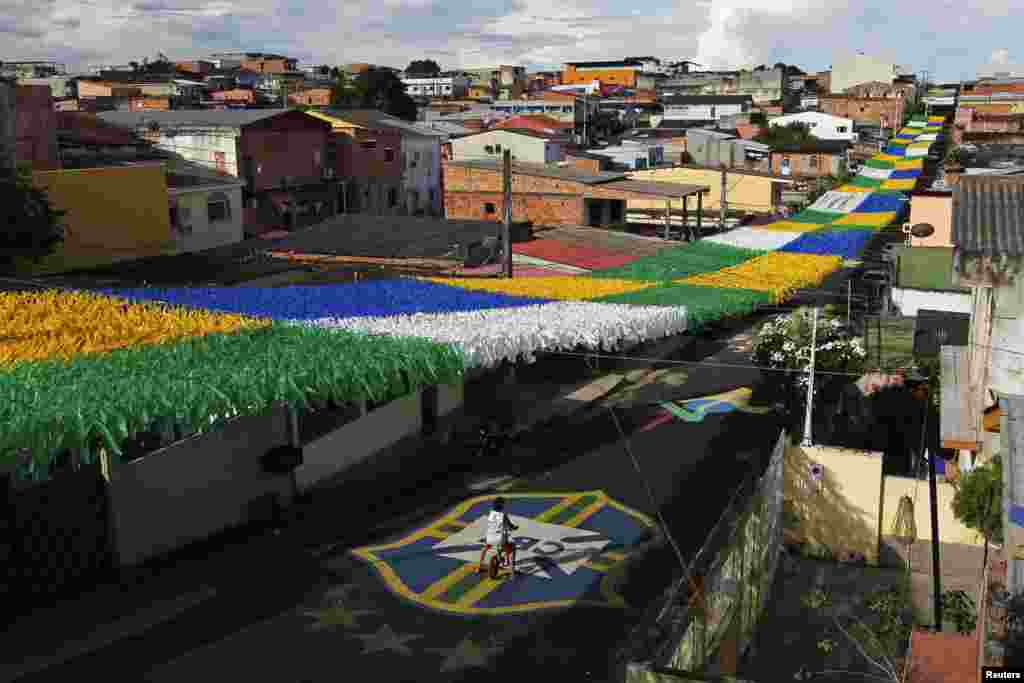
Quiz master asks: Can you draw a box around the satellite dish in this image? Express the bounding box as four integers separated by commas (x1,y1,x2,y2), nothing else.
910,223,935,238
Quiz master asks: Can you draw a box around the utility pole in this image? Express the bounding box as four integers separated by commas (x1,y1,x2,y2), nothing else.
720,164,727,231
924,394,943,630
847,280,852,329
801,307,819,447
502,149,513,278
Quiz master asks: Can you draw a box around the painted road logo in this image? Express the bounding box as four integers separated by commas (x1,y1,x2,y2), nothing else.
351,491,657,615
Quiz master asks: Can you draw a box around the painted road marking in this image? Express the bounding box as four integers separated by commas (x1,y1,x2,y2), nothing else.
5,585,217,681
351,491,657,615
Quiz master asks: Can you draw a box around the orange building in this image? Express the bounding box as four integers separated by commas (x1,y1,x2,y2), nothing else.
287,88,331,107
129,97,170,111
561,60,642,88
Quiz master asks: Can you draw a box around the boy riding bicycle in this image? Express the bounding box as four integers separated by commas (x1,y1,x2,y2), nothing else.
479,497,518,575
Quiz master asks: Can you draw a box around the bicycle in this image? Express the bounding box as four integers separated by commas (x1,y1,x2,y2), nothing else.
479,538,517,580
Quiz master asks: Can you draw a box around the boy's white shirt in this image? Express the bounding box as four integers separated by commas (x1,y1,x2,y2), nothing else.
485,510,511,545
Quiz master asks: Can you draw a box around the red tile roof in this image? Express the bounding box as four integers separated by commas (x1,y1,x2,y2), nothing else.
909,630,978,683
493,114,573,137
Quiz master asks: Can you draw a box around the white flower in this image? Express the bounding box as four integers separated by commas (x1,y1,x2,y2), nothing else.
772,351,785,362
783,341,795,351
830,319,842,328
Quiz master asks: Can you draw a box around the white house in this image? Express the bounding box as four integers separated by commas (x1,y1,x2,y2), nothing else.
166,162,246,253
830,53,901,94
449,129,563,165
375,117,445,216
769,111,855,142
660,95,753,123
401,75,470,98
590,141,666,170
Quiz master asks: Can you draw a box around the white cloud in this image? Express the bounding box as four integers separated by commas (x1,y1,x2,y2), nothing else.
1,0,1018,81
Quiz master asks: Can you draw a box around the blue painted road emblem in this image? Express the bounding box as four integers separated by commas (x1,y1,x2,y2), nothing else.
351,491,657,615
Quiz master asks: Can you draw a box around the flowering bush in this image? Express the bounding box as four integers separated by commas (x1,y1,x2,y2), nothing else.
752,309,867,409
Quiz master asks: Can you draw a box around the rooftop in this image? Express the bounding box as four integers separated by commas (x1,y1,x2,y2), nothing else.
660,94,754,105
952,174,1024,256
96,108,296,130
768,139,851,154
564,59,643,68
446,158,626,184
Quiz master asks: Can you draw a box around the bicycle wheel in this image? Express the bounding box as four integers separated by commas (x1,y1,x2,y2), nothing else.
489,554,500,580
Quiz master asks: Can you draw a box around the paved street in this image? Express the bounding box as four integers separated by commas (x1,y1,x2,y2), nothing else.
5,317,784,683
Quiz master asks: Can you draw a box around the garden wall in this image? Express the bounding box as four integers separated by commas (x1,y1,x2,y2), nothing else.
106,404,295,567
627,431,785,682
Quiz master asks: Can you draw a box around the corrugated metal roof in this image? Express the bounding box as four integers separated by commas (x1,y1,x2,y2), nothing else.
660,94,754,105
951,174,1024,255
596,178,707,197
445,158,627,184
97,108,293,129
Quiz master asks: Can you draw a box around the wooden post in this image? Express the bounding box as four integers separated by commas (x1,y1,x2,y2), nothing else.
720,165,728,231
502,149,513,278
696,191,703,236
664,198,671,240
683,194,689,241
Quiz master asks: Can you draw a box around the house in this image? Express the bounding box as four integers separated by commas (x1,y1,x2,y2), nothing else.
165,159,247,253
768,111,855,142
769,139,849,178
588,140,666,171
492,114,573,138
843,80,915,101
14,84,60,170
952,108,1024,145
829,53,901,94
449,128,564,165
17,75,75,99
287,88,331,107
685,128,771,171
819,94,905,129
128,97,171,111
54,111,162,168
444,158,707,228
462,66,527,100
311,109,444,217
401,75,470,98
210,88,256,105
300,109,404,216
561,60,643,88
657,68,787,105
96,109,342,233
175,61,215,77
658,95,753,124
488,98,579,126
209,52,298,74
24,164,175,274
627,165,797,214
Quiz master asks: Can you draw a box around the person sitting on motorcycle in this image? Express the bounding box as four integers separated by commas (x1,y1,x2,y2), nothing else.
479,496,518,574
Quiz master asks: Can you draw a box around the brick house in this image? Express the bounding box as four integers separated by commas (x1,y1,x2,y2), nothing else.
443,158,707,228
769,140,849,179
15,84,60,170
952,108,1024,144
819,94,905,128
287,88,331,107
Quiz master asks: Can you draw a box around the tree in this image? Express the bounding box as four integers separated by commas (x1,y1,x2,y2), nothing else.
0,163,67,273
754,121,813,147
333,67,418,121
786,65,807,76
404,59,441,76
952,455,1003,576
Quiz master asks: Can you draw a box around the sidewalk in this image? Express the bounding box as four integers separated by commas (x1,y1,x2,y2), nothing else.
3,320,727,681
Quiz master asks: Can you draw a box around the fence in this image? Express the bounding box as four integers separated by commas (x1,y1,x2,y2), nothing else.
626,430,785,681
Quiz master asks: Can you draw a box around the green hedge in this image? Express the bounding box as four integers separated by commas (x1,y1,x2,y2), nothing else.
596,283,771,331
1,324,466,480
589,242,766,283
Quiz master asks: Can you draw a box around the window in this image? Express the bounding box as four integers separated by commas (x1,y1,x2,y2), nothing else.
361,139,377,150
207,192,231,223
484,202,496,214
836,126,848,133
384,148,395,162
485,144,494,154
388,187,398,207
809,155,819,168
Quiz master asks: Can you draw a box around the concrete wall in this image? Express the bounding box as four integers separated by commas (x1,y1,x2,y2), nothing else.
155,128,240,178
170,184,244,253
770,151,843,179
881,475,986,546
399,134,442,215
891,288,972,317
769,112,855,141
990,277,1024,398
450,130,549,164
0,79,14,176
785,442,884,565
908,194,953,248
107,405,295,566
27,164,174,273
628,166,780,213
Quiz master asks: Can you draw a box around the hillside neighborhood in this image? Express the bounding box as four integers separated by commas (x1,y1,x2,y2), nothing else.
1,40,1023,683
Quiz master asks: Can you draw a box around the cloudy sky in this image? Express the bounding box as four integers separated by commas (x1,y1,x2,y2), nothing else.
2,0,1020,81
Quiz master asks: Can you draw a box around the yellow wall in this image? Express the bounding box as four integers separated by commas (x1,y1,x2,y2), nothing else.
627,167,781,213
881,476,985,546
907,194,954,248
785,441,985,567
785,441,884,565
27,164,174,274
